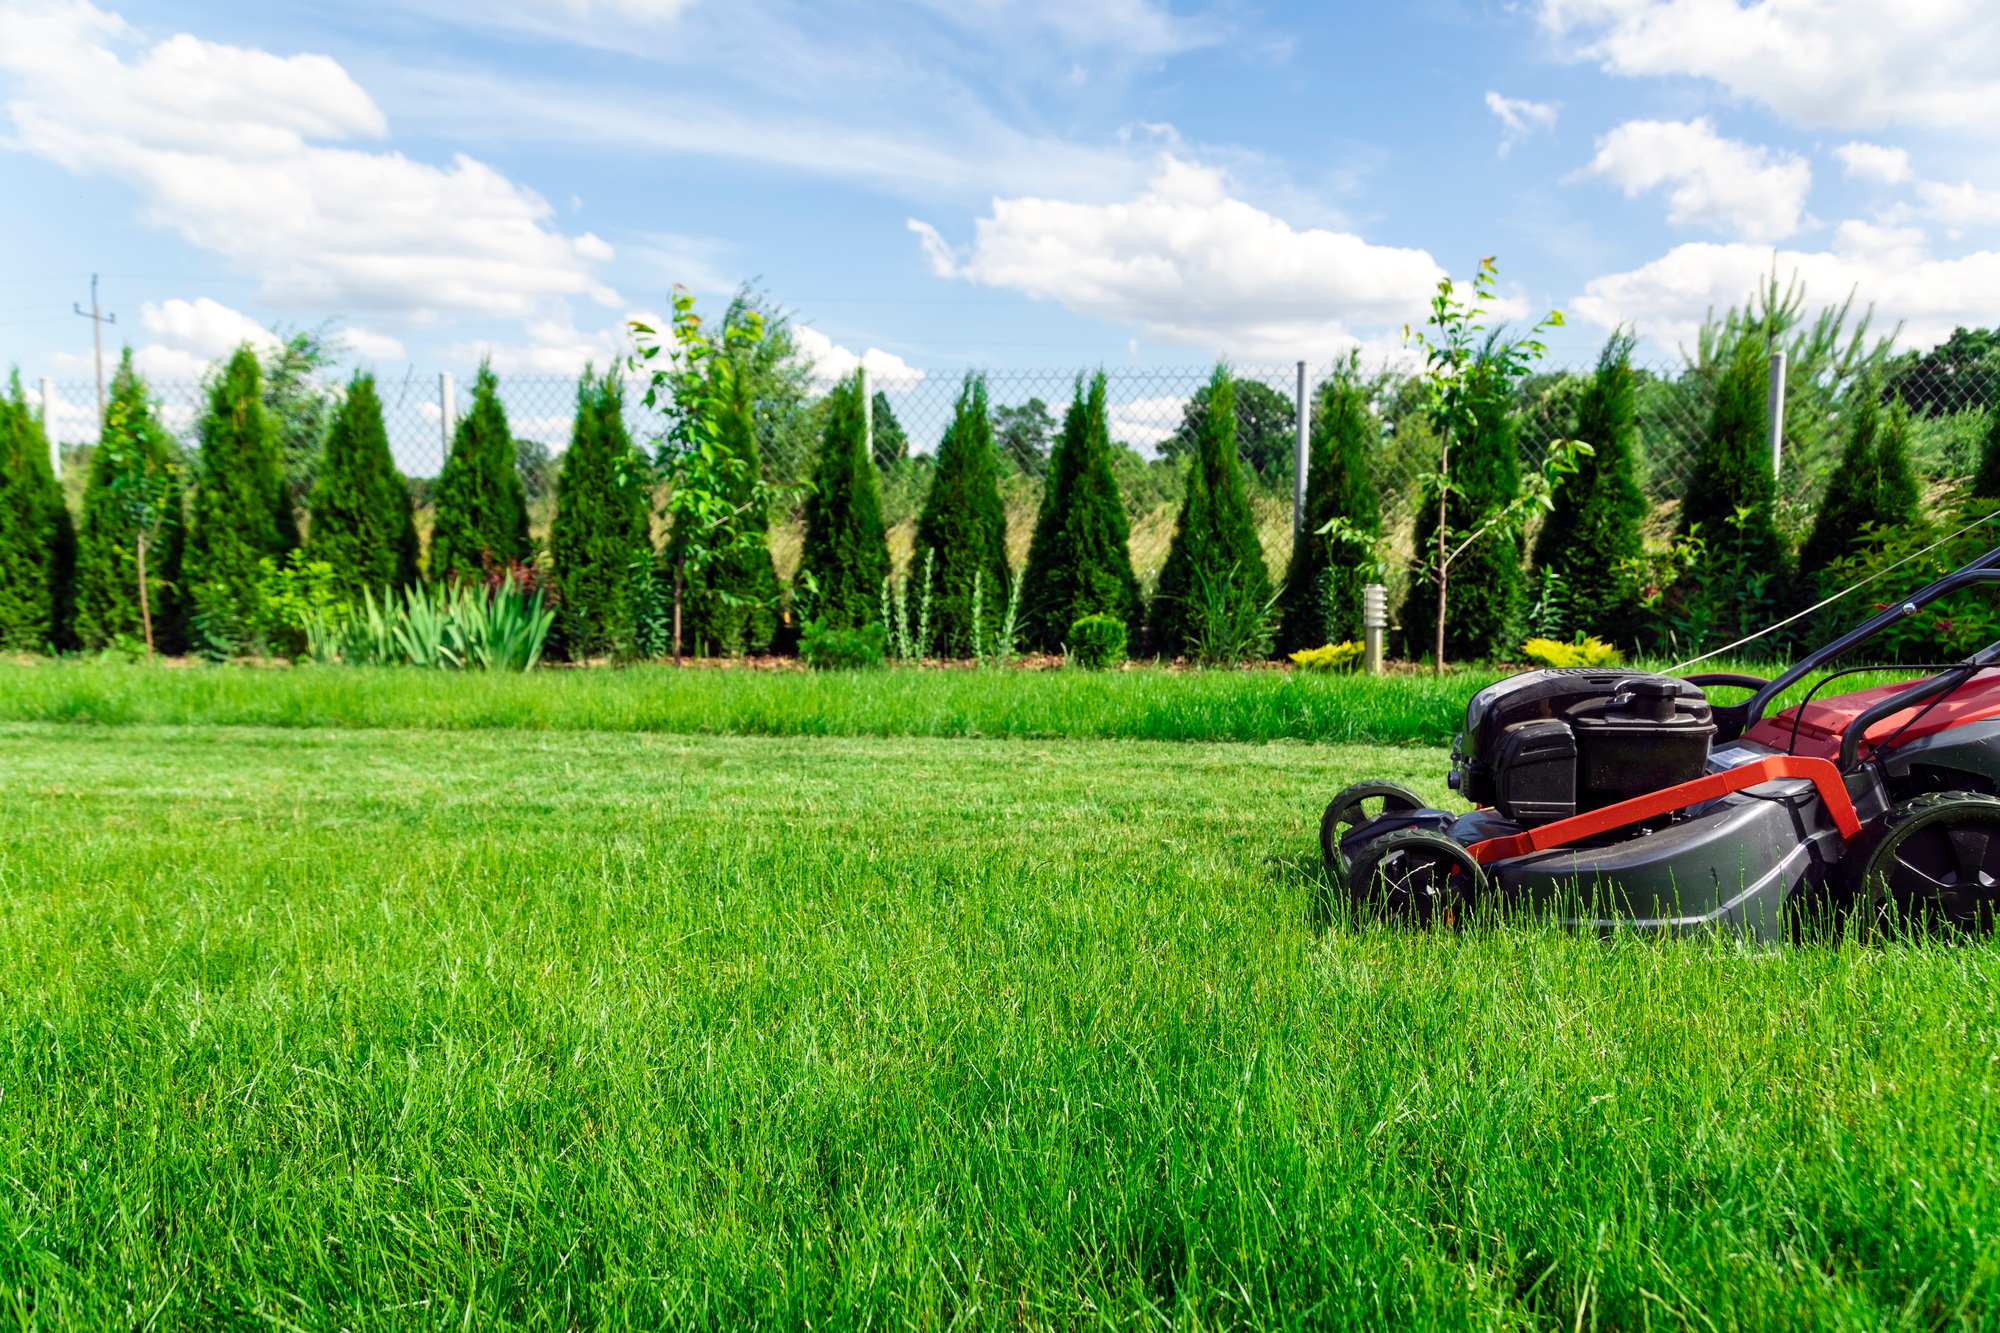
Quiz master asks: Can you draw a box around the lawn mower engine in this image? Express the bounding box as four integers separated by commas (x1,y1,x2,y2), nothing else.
1449,670,1715,826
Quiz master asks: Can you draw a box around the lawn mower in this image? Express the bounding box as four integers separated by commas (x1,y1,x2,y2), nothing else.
1323,544,2000,938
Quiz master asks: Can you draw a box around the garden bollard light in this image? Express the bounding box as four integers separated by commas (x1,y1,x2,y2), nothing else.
1362,584,1386,676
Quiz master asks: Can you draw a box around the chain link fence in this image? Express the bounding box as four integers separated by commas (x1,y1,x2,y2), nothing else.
41,358,1991,598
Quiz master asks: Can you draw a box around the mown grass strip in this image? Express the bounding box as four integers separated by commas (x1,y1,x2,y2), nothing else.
1,724,1995,1328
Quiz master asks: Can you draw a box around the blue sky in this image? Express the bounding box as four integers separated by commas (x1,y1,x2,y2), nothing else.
3,0,1999,391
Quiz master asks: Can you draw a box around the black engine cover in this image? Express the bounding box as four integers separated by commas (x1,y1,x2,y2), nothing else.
1450,669,1715,826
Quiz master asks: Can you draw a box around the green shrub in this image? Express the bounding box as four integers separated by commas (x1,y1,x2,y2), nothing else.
0,372,75,651
305,374,418,600
549,369,652,658
1522,634,1624,668
1278,357,1378,655
75,352,186,652
1064,613,1127,669
799,373,889,630
799,619,886,670
429,363,530,584
186,345,298,656
682,346,780,656
916,375,1010,657
1151,365,1272,657
1020,373,1140,652
1532,331,1647,643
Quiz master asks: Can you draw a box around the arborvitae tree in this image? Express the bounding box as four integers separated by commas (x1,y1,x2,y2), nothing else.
1532,331,1648,640
0,373,75,651
683,357,780,655
870,391,909,471
1976,403,2000,500
1020,372,1140,652
430,363,529,582
1682,335,1788,569
799,374,888,630
1151,365,1272,656
185,345,297,654
305,374,418,599
1798,383,1919,580
1277,360,1378,655
75,352,186,652
916,374,1011,656
550,369,652,658
1400,360,1527,661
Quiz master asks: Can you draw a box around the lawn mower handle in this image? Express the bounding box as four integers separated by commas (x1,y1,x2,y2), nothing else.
1739,548,2000,731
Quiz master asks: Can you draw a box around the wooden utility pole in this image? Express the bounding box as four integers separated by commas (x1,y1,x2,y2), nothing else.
72,273,116,428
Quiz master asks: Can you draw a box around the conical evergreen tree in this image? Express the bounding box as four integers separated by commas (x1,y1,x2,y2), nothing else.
185,345,297,654
550,369,652,658
1151,365,1272,657
75,352,186,651
1682,336,1787,566
799,374,888,630
1400,360,1526,661
1798,383,1919,580
1532,331,1648,640
1020,372,1140,653
916,375,1011,657
0,372,75,651
430,363,529,583
682,355,780,655
1975,401,2000,500
305,374,418,599
871,391,909,471
1277,359,1378,655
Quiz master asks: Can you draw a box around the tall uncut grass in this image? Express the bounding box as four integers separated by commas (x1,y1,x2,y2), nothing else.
0,660,1849,747
1,725,1995,1326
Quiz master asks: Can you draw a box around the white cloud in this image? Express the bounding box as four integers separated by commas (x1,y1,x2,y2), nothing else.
1834,141,1913,184
1573,228,2000,351
910,155,1447,358
1486,91,1559,155
912,0,1215,58
1106,392,1186,449
139,296,278,358
335,326,407,361
1537,0,2000,132
1915,180,2000,227
0,0,617,318
791,326,925,390
1574,118,1811,242
454,312,656,376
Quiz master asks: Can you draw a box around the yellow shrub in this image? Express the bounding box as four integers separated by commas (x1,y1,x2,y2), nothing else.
1289,641,1366,672
1521,635,1625,668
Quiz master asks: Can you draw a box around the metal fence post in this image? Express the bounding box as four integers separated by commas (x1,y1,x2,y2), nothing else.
1767,350,1786,481
1362,584,1387,675
39,377,58,478
439,372,456,457
861,365,872,461
1292,360,1309,543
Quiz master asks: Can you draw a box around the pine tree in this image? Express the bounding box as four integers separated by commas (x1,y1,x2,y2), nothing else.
1020,372,1140,652
871,391,909,471
0,372,75,651
682,356,780,655
799,374,888,630
305,374,418,599
1277,360,1378,655
550,369,652,658
1400,360,1526,661
74,352,186,652
430,363,529,583
1532,331,1648,640
1151,365,1273,657
185,345,296,655
916,375,1011,657
1798,383,1919,580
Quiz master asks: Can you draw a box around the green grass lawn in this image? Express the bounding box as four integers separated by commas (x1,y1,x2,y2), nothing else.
4,721,1998,1328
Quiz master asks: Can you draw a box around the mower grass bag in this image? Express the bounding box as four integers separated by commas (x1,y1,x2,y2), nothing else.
1324,547,2000,939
